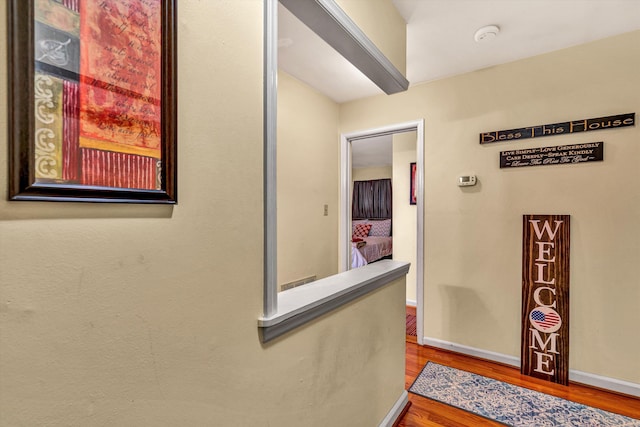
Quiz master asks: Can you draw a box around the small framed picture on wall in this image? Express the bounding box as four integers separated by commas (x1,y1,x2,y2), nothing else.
410,162,416,205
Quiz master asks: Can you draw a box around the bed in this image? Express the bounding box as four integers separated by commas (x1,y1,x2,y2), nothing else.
351,219,392,268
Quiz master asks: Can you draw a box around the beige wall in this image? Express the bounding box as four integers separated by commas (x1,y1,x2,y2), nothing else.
392,133,417,303
277,71,339,288
0,2,405,425
352,166,392,181
334,0,406,75
340,31,640,383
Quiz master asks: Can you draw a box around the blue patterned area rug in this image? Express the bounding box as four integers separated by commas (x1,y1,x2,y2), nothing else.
408,362,640,426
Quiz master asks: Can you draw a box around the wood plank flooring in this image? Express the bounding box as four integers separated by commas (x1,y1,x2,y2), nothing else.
398,341,640,426
406,305,417,344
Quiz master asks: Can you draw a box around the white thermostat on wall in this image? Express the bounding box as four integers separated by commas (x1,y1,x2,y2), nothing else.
458,175,477,187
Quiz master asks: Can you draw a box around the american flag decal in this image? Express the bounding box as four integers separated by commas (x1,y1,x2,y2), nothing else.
529,308,562,333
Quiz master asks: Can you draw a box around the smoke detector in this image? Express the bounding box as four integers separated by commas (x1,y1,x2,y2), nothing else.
474,25,500,42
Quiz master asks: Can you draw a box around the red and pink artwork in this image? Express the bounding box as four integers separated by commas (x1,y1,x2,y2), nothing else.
409,162,417,205
10,0,176,203
43,0,161,189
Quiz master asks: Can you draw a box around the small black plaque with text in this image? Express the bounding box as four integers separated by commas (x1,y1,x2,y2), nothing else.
500,142,603,169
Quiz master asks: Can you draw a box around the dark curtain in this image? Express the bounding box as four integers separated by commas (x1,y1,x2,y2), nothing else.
352,179,392,219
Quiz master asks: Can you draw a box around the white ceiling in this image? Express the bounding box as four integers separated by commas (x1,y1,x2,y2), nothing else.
278,0,640,167
279,0,640,102
351,136,394,168
395,0,640,85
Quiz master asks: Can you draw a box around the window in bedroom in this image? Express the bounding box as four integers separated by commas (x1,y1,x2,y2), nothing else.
352,179,392,220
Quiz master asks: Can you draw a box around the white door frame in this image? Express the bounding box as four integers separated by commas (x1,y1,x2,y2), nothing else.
340,119,425,345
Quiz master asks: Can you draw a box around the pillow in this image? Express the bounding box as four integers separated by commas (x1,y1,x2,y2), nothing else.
368,219,391,237
352,223,372,239
351,219,368,234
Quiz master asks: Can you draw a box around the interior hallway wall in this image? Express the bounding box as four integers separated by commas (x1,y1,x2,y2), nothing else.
0,2,406,425
392,132,417,304
334,0,406,76
339,30,640,384
277,71,339,288
352,166,393,182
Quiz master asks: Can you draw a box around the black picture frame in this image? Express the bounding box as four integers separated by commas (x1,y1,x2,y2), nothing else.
8,0,177,203
409,162,416,205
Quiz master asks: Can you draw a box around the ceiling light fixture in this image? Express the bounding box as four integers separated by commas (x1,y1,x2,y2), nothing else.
474,25,500,43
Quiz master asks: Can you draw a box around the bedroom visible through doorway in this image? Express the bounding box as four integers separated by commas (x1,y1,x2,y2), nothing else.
340,120,424,344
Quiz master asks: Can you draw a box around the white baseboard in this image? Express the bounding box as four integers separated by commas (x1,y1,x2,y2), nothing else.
424,337,640,397
569,369,640,398
425,337,520,367
406,299,417,307
378,390,408,427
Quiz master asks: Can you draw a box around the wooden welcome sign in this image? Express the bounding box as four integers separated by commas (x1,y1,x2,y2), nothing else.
521,215,570,385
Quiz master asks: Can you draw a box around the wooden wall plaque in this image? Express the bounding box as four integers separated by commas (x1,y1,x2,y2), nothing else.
480,112,634,144
500,142,603,169
521,214,570,385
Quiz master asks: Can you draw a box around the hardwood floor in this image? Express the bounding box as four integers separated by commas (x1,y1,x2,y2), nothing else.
406,305,417,344
397,342,640,426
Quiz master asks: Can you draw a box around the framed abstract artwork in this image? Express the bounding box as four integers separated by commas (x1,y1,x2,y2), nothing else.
409,162,416,205
8,0,177,203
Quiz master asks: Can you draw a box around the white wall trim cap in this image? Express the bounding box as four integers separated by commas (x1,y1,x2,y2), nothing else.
259,260,409,342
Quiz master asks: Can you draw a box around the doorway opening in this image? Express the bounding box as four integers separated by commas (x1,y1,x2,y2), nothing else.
340,120,424,344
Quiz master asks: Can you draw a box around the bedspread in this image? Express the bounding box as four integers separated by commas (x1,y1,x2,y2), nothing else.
351,236,392,268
